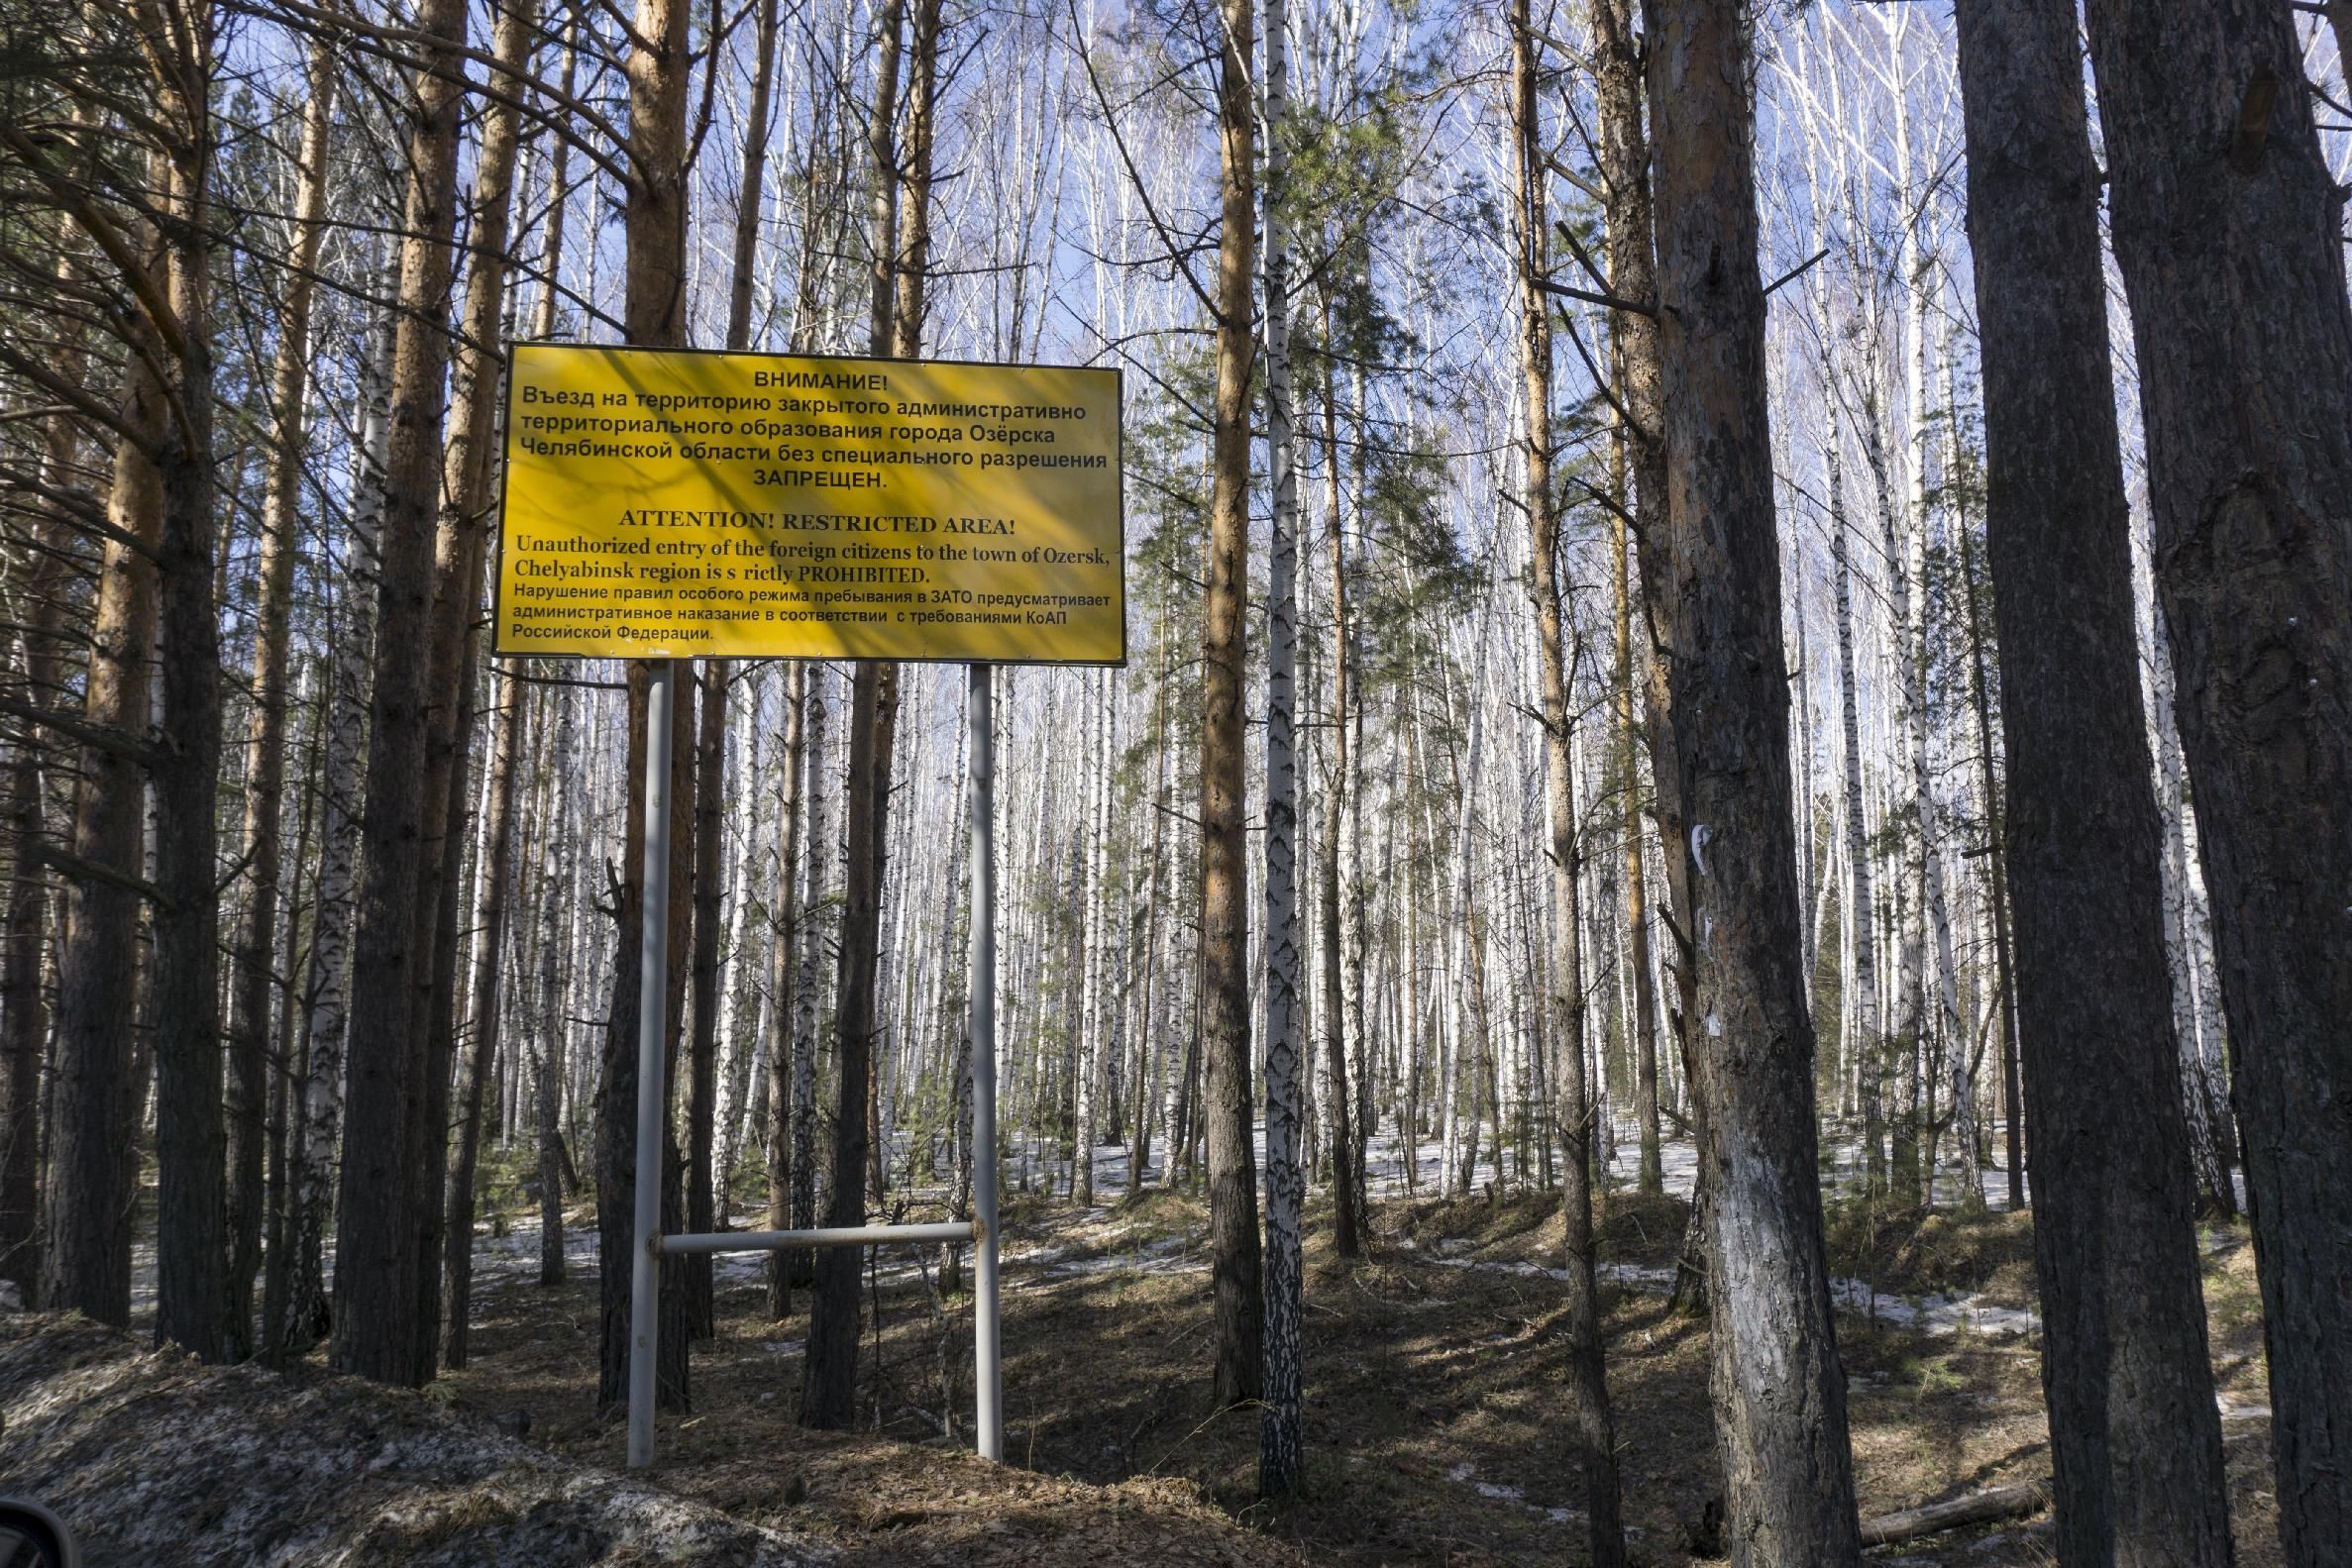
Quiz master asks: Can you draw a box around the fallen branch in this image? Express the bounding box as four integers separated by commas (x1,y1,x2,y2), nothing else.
1859,1483,2047,1547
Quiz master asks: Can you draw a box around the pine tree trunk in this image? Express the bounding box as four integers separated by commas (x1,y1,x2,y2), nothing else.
1954,2,2239,1559
687,661,727,1337
149,61,229,1363
521,22,579,1303
331,0,472,1389
1642,0,1862,1556
805,0,931,1425
1201,0,1263,1411
1,243,89,1308
225,42,335,1360
767,662,804,1319
1511,6,1622,1555
537,685,574,1288
596,0,697,1418
1587,0,1694,1188
41,223,166,1330
441,670,529,1368
407,0,538,1378
2079,1,2352,1557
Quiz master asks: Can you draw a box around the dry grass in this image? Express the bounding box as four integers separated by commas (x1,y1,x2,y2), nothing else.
426,1181,2280,1567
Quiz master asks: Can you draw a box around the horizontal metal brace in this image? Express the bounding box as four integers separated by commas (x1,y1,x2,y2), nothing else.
654,1219,980,1256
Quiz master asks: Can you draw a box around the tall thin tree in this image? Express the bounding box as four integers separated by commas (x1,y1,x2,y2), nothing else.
331,0,474,1388
1257,0,1305,1492
1201,0,1263,1412
1511,5,1621,1558
1953,3,2237,1558
2080,1,2352,1558
1643,0,1861,1557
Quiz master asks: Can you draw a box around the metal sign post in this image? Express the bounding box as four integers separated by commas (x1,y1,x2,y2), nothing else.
621,658,1008,1469
627,659,675,1470
969,661,1003,1461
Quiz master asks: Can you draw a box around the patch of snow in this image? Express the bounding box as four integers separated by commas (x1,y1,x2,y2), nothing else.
1423,1252,2037,1338
1443,1460,1588,1527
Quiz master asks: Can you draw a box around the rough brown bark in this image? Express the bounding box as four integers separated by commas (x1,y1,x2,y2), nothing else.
0,239,88,1307
224,40,335,1363
1587,0,1689,1183
1511,4,1621,1558
441,670,528,1369
1860,1485,2047,1548
147,20,228,1362
1198,0,1262,1414
597,667,692,1413
1954,511,2021,1215
2079,2,2352,1559
408,0,539,1379
766,662,804,1320
1955,3,2240,1563
1641,0,1861,1558
686,660,726,1338
802,0,920,1428
801,663,897,1427
596,0,696,1419
330,0,472,1389
41,230,166,1331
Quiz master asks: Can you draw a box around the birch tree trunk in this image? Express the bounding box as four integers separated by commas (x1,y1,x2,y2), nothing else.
1809,204,1882,1195
274,277,394,1362
1610,459,1662,1197
1314,340,1359,1255
1258,0,1304,1486
1954,475,2021,1212
789,666,829,1288
767,662,805,1318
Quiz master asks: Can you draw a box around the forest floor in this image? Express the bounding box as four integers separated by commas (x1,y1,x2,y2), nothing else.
423,1165,2282,1568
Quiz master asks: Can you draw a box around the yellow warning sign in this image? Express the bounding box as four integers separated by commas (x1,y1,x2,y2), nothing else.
493,345,1124,664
